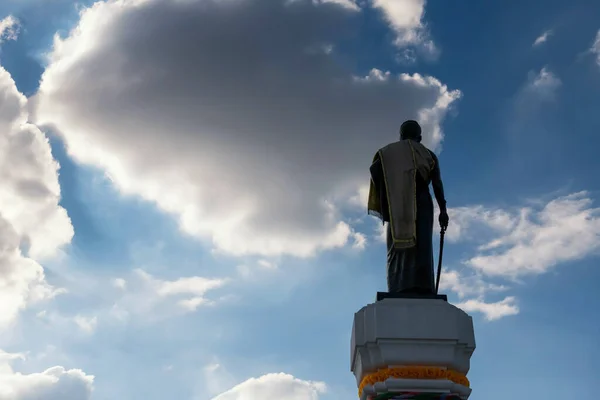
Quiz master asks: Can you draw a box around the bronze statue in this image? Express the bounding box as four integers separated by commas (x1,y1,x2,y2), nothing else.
367,120,449,295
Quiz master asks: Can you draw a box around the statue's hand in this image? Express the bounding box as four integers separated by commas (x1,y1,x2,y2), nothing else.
439,210,449,231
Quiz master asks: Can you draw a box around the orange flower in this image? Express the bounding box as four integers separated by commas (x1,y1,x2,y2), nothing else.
358,366,470,397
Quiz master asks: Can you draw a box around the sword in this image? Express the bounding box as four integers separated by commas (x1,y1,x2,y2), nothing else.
435,226,446,295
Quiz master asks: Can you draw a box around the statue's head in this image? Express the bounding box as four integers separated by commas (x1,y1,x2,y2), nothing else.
400,120,422,142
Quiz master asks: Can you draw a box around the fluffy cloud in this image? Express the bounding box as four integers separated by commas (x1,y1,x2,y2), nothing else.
0,67,72,260
455,296,519,322
0,350,94,400
532,29,552,47
461,192,600,278
440,269,516,321
447,193,600,278
73,315,98,334
0,66,73,327
435,192,600,320
0,16,19,43
212,373,326,400
446,206,514,243
438,269,507,299
152,271,227,311
371,0,437,56
110,269,228,320
590,29,600,67
34,0,459,259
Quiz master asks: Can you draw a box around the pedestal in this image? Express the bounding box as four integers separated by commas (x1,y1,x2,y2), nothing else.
350,298,476,400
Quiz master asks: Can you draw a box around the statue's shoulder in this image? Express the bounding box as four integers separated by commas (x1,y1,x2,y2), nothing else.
412,141,429,151
377,141,414,162
375,142,393,155
379,141,404,152
413,142,435,156
378,143,390,152
422,146,437,160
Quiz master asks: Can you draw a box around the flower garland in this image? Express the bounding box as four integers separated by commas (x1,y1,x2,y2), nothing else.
370,393,462,400
358,366,470,397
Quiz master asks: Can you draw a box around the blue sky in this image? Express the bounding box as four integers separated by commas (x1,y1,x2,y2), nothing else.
0,0,599,399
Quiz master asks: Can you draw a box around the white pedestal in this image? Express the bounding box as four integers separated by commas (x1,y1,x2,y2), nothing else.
351,298,476,400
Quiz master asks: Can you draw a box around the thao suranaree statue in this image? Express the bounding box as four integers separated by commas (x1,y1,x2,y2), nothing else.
367,120,449,295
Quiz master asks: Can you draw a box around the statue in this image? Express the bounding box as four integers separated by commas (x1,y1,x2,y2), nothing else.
367,120,449,295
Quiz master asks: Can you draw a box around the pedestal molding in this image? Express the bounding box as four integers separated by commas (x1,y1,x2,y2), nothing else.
351,298,476,399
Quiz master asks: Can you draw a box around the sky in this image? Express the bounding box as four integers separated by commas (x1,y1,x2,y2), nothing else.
0,0,599,399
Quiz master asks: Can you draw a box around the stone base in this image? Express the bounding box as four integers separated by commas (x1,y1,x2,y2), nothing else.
376,292,448,302
351,298,476,399
374,394,462,400
373,395,462,400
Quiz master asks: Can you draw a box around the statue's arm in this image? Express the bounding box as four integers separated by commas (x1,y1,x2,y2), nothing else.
430,151,447,212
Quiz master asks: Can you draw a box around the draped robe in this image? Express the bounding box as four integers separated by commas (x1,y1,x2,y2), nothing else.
367,139,437,294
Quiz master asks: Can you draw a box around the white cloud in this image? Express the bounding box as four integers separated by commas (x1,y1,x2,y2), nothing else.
447,192,600,279
438,269,508,299
467,192,600,278
532,29,552,47
0,65,73,327
0,350,94,400
347,184,369,209
0,218,64,327
108,303,129,322
287,0,360,11
212,373,326,400
352,231,367,249
257,259,277,270
34,0,459,259
504,66,562,137
436,192,600,320
73,315,97,334
203,362,237,397
590,29,600,67
0,66,73,260
33,309,101,337
112,278,126,290
441,269,516,320
237,259,281,279
317,0,360,11
370,0,438,57
456,296,519,321
112,269,228,317
525,67,561,100
446,206,514,243
0,16,19,44
396,48,417,64
155,274,224,297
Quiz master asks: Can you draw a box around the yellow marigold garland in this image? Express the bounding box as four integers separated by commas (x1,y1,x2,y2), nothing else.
358,366,470,397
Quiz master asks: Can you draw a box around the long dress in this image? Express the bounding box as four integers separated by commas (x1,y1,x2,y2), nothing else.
386,172,435,294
